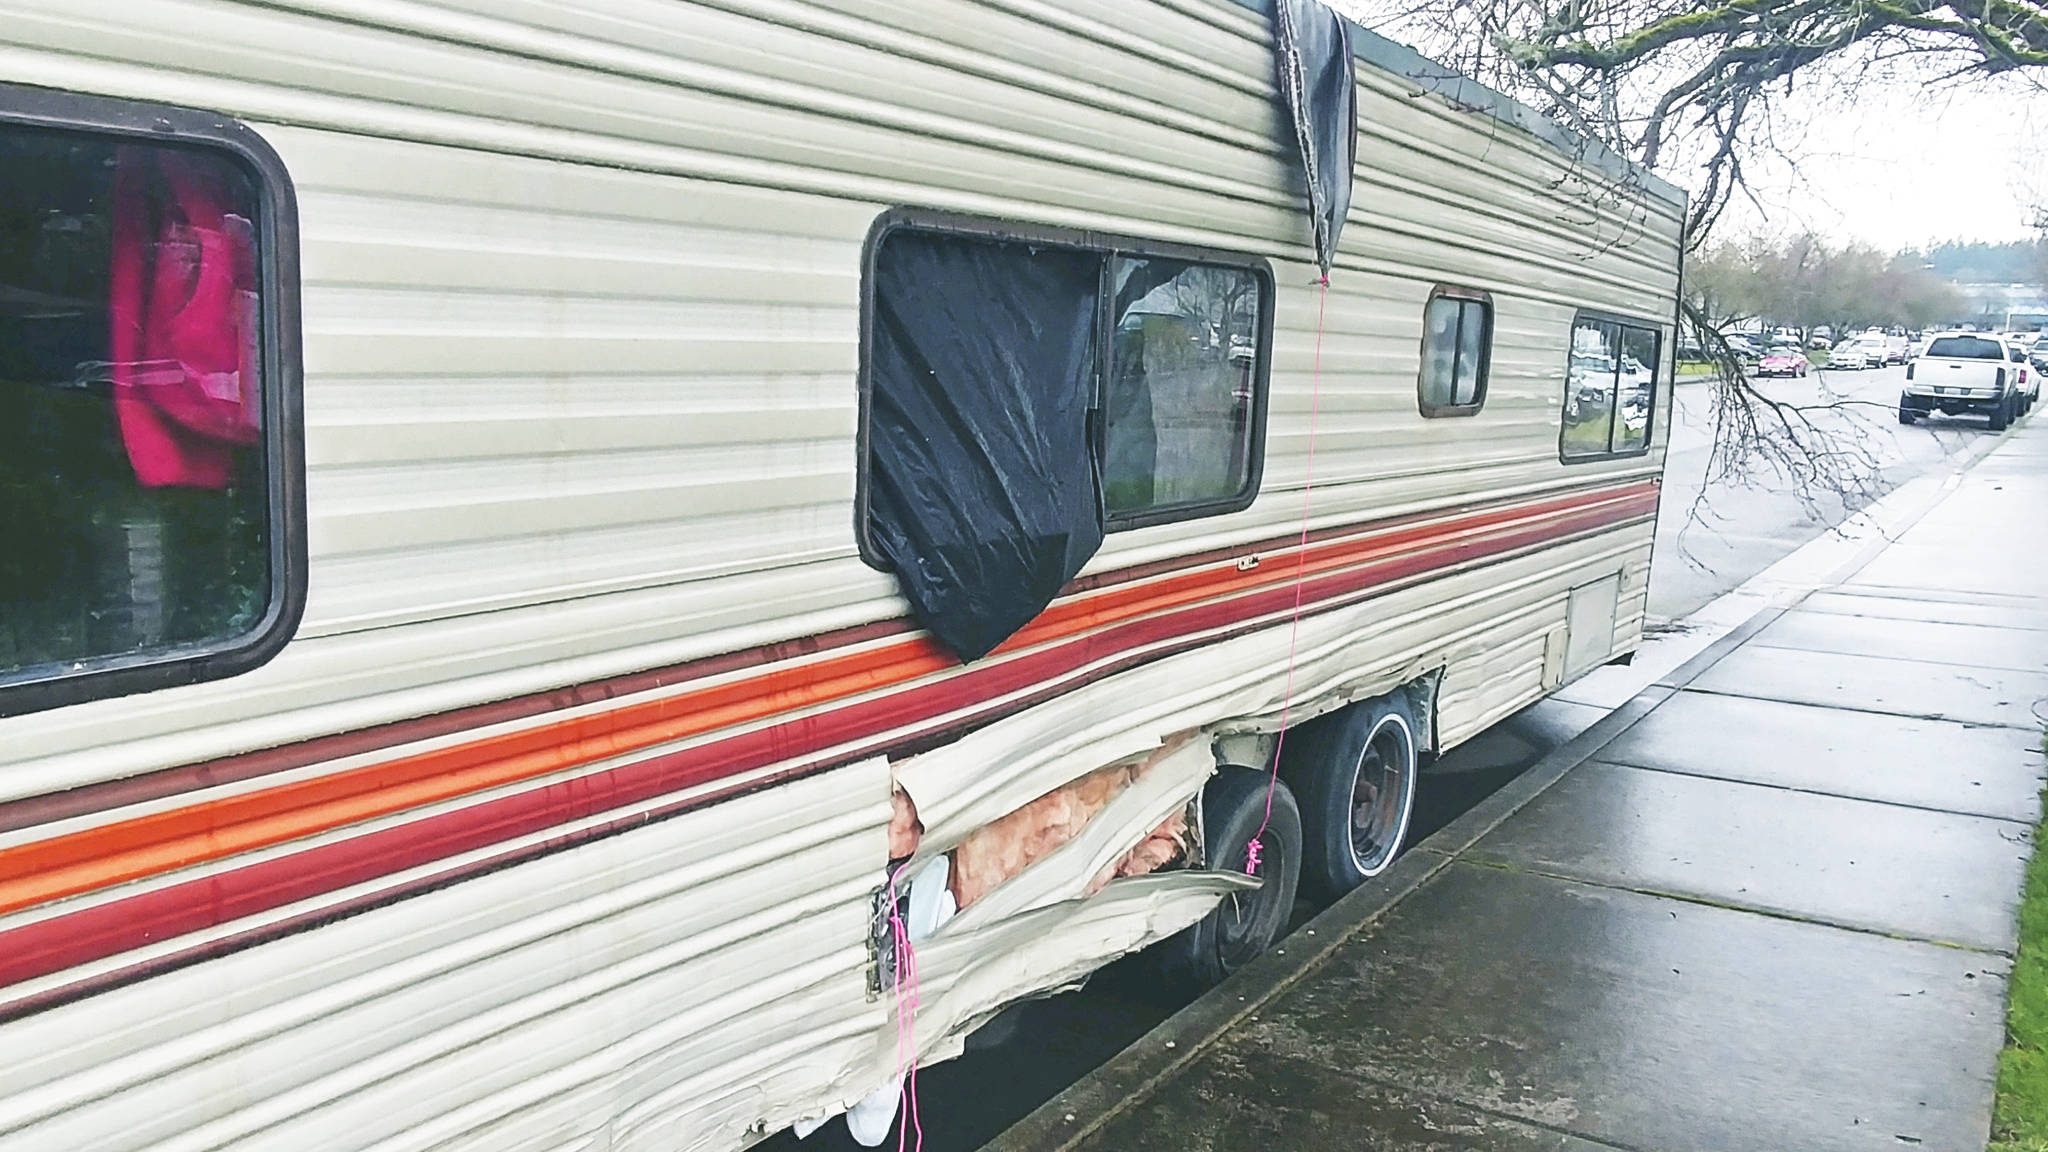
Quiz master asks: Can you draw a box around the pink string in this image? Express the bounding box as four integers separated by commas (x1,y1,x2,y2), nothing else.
1246,274,1330,875
884,863,924,1152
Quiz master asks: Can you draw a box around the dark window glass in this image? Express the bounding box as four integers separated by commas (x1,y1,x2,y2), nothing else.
1,127,272,686
1104,256,1261,518
1418,291,1490,415
1927,336,2005,360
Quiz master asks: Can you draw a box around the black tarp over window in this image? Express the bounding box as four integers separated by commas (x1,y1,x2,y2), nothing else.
864,231,1105,661
1274,0,1357,276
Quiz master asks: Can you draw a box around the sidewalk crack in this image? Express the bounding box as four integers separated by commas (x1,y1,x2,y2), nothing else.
1455,857,2013,958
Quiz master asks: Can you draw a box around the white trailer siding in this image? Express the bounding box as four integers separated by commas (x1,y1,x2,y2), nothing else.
0,0,1683,1147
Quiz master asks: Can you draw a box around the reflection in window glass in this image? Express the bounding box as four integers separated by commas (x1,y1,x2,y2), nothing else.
1418,293,1490,414
1104,256,1261,517
0,126,272,684
1454,304,1486,405
1561,315,1659,459
1420,297,1459,406
1613,326,1659,452
1562,318,1619,458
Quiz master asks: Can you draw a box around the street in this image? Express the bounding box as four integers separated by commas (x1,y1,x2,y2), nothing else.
762,361,2016,1152
1650,362,1992,620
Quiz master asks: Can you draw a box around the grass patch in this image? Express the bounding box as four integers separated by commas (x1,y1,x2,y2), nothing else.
1675,360,1718,377
1991,768,2048,1152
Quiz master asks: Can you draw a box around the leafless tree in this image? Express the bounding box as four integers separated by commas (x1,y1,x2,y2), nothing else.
1335,0,2028,558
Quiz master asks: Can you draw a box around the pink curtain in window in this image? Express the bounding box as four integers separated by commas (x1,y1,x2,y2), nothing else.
109,148,261,490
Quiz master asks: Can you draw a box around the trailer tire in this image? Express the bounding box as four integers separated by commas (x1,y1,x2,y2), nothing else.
1282,695,1420,901
1147,768,1301,995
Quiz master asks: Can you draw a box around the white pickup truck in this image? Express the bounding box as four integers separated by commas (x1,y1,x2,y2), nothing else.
1900,333,2034,430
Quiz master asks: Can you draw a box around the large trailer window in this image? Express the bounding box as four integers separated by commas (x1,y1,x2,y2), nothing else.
858,211,1272,659
1417,287,1491,417
1561,314,1660,461
0,91,300,715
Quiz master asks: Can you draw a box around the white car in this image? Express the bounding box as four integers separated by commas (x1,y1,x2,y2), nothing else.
1901,332,2031,429
1827,343,1873,370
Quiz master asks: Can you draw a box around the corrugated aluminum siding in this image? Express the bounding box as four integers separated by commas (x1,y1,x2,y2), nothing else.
0,0,1679,784
0,1,1681,1148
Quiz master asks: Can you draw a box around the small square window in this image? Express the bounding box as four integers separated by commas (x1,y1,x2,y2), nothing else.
1418,289,1490,416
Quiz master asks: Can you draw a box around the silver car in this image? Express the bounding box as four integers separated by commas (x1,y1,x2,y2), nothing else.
1827,344,1872,370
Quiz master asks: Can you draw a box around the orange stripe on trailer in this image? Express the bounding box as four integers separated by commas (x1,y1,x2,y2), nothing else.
0,480,1657,919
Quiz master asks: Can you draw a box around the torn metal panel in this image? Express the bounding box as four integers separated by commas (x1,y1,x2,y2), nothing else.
892,613,1429,861
895,871,1256,1063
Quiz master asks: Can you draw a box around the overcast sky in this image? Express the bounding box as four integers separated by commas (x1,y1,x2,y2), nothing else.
1346,3,2047,252
1709,76,2045,249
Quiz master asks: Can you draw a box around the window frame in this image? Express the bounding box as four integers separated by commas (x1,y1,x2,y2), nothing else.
854,207,1276,567
1557,308,1663,465
1415,285,1492,418
0,83,306,718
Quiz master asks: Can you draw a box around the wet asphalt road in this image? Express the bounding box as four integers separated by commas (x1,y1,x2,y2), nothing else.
1650,362,1993,621
763,360,2008,1152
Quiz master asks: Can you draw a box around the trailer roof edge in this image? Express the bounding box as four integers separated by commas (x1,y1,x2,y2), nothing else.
1227,0,1691,213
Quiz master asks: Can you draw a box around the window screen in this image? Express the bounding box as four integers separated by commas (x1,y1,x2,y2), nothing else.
1105,256,1261,518
1418,289,1490,415
1,114,294,709
861,214,1272,661
1561,315,1660,460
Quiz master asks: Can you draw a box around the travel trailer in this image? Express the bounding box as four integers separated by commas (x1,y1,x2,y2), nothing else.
0,0,1683,1148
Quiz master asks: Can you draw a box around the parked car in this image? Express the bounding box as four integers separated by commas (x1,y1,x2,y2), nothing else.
1808,334,1832,350
1900,332,2029,429
1758,345,1809,377
1882,334,1910,364
1826,342,1874,370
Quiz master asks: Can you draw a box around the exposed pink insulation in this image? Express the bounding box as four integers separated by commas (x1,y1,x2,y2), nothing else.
888,789,923,860
948,762,1139,909
1103,810,1188,889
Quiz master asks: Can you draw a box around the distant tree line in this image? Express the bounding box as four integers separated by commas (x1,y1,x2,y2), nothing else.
1915,238,2048,284
1687,234,1966,342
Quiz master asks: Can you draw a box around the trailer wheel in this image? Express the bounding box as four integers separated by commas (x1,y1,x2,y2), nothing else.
1147,768,1301,994
1283,695,1420,901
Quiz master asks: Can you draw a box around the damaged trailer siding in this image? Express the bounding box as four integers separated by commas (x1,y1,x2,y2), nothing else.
0,1,1683,1150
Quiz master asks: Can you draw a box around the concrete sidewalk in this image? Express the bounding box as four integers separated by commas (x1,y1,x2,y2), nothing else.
989,421,2048,1152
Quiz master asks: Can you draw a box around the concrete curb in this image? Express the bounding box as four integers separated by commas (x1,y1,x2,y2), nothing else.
982,605,1794,1152
983,406,2030,1152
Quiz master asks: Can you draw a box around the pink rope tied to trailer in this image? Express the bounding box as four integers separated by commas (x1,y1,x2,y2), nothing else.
882,862,925,1152
1246,273,1330,875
